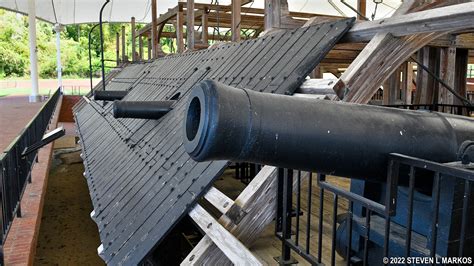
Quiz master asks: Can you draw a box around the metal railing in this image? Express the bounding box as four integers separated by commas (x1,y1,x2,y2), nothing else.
274,154,473,265
0,88,61,260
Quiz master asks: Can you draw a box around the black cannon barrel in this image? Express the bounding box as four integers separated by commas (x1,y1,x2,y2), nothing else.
113,101,174,119
183,80,474,181
93,90,128,101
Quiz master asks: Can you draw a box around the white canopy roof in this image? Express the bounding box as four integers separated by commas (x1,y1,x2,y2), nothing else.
0,0,400,25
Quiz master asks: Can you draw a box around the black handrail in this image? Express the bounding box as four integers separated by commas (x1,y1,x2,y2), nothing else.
99,0,111,91
0,88,61,263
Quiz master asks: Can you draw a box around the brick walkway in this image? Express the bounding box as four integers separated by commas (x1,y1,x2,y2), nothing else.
0,96,43,151
2,96,62,265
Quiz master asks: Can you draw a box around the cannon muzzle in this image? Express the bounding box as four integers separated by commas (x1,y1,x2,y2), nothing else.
113,101,174,119
183,80,474,181
93,90,128,101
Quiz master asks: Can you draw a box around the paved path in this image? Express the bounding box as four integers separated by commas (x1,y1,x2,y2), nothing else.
0,96,43,151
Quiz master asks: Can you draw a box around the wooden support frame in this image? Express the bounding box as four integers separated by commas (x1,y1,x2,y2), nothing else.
343,2,474,43
439,42,456,104
131,17,136,61
147,38,151,60
183,166,282,265
177,5,185,53
121,26,126,62
357,0,366,21
186,0,195,50
115,32,120,65
264,0,283,30
203,187,233,214
151,0,158,58
332,0,458,104
201,7,209,44
138,36,143,61
231,0,241,42
405,62,415,104
187,205,262,265
454,48,468,106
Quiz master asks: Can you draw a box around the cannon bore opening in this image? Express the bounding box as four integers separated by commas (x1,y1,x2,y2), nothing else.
186,97,201,142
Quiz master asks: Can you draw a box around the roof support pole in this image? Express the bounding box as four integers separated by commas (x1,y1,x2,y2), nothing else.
121,26,126,62
27,0,41,102
264,0,292,31
176,5,184,53
54,24,63,92
439,43,456,105
201,7,208,44
131,17,136,61
186,0,195,50
357,0,366,20
151,0,158,58
231,0,241,42
264,0,281,30
138,36,143,61
116,32,120,65
147,38,152,60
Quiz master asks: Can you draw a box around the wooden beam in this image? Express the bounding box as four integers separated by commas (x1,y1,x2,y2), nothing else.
454,48,468,106
147,38,151,60
182,166,281,265
333,0,453,104
203,187,233,214
405,62,415,104
231,0,241,42
201,7,208,44
264,0,280,30
187,0,195,50
357,0,366,20
176,5,185,53
187,205,262,266
415,47,439,105
264,0,300,31
151,0,158,58
131,17,136,61
137,6,179,36
343,2,474,43
138,36,143,61
383,68,401,105
430,33,474,49
115,32,120,65
439,42,456,104
121,26,126,62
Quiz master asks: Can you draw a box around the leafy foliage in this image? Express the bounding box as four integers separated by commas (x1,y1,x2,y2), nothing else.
0,9,147,79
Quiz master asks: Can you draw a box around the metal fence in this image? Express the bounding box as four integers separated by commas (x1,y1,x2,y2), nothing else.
272,104,473,265
0,88,61,258
274,153,473,265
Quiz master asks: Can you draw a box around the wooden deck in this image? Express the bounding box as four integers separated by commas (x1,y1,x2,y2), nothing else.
213,169,351,265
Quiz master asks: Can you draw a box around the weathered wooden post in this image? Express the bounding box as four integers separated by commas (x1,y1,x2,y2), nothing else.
121,25,126,62
131,17,136,61
186,0,195,50
231,0,241,42
177,4,185,53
